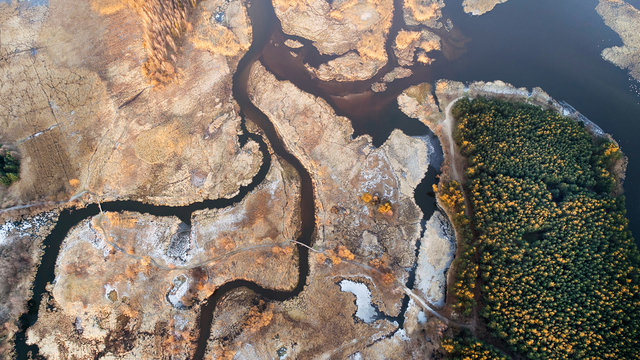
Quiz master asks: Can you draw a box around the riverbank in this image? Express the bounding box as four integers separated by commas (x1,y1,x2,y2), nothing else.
0,212,57,357
235,61,462,358
462,0,511,15
273,0,393,82
439,95,639,358
4,0,637,357
248,60,429,303
400,79,626,184
0,0,262,212
2,0,447,357
398,78,630,322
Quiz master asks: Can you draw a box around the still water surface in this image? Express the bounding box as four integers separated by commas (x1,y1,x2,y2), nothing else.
433,0,640,239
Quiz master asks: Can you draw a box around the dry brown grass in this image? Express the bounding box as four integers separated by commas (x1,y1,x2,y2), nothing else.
404,0,444,23
92,0,198,85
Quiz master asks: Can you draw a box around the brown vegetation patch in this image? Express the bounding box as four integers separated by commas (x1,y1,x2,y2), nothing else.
131,0,197,85
134,120,187,164
403,0,445,26
92,0,197,85
103,314,137,355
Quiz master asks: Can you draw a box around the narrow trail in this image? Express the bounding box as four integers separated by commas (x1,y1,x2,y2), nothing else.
293,240,472,330
443,97,464,182
440,98,521,357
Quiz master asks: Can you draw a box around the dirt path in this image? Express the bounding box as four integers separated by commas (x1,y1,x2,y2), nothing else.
440,98,520,356
291,239,472,329
443,97,463,181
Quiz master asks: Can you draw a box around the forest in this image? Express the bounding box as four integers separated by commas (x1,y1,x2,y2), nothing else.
0,148,19,186
443,97,640,359
434,180,476,317
442,332,508,360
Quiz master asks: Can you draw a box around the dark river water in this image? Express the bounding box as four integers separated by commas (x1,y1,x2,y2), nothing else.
434,0,640,240
265,0,640,239
13,0,640,358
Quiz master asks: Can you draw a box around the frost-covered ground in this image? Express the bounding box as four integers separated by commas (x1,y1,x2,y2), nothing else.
415,211,456,307
339,280,377,323
0,211,56,247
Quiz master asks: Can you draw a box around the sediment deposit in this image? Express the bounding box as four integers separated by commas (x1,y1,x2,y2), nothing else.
308,51,384,81
403,0,446,28
415,211,455,307
393,29,441,66
273,0,393,81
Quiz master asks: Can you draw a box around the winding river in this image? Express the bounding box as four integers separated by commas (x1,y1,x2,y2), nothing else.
192,0,319,357
14,0,640,358
261,0,640,240
14,0,440,358
200,0,442,354
13,0,322,358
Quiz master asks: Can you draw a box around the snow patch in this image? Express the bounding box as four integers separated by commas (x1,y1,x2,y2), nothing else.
415,211,456,307
559,101,606,137
104,284,117,301
381,129,431,198
339,280,377,323
77,221,111,257
234,343,260,359
469,80,529,97
173,314,189,331
357,151,395,200
167,274,190,309
360,11,373,21
0,212,54,247
194,205,248,242
395,328,410,341
124,218,198,266
417,311,427,324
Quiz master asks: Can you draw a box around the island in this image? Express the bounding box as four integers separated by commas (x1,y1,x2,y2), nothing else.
400,79,639,358
597,0,640,83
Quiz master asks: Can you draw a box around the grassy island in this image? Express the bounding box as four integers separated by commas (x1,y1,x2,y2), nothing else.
444,97,639,359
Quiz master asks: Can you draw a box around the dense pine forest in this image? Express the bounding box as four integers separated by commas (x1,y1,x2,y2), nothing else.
444,97,640,359
0,148,19,186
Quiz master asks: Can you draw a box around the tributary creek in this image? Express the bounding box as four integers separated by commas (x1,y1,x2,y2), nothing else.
14,0,640,358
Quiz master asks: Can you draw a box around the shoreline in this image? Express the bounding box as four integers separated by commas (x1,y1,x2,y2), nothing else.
398,78,631,318
401,80,627,186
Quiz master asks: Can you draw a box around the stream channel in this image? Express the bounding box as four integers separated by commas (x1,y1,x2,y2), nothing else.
14,0,640,358
14,0,439,358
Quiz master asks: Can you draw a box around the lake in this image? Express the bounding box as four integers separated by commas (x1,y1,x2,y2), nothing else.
432,0,640,240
